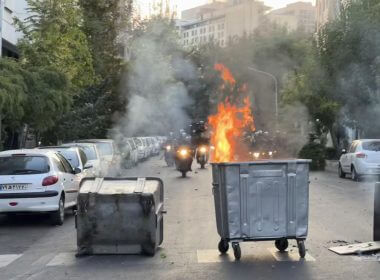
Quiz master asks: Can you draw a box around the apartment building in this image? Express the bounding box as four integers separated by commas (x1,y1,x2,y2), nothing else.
0,0,29,57
179,0,269,48
267,2,316,33
316,0,341,31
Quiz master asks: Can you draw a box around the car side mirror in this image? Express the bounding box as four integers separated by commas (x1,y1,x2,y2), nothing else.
73,167,82,174
83,164,93,170
341,149,347,154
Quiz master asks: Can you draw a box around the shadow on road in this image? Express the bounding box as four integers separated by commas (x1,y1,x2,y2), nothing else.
0,211,75,227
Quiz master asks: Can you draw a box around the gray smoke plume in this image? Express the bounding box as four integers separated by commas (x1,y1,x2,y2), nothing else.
114,20,194,138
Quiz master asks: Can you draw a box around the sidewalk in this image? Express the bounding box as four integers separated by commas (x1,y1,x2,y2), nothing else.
325,160,338,174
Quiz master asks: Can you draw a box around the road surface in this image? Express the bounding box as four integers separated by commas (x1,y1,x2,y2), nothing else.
0,156,379,280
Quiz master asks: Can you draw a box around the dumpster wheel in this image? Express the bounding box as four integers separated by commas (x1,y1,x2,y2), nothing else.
297,240,306,258
232,243,241,260
275,238,289,252
218,239,229,254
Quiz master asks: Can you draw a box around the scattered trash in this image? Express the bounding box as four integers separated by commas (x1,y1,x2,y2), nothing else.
160,253,167,259
329,242,380,255
195,171,198,174
329,240,349,245
194,188,198,191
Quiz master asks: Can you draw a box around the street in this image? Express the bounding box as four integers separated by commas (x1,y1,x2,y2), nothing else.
0,156,378,280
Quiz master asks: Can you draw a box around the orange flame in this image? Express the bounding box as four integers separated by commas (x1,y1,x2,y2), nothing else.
214,63,236,87
209,64,255,163
209,97,255,162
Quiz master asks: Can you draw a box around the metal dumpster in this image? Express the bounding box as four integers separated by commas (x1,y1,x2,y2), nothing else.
76,177,164,256
212,160,311,259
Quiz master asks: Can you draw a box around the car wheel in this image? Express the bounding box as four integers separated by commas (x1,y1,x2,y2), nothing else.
351,166,359,182
50,196,65,226
338,164,346,178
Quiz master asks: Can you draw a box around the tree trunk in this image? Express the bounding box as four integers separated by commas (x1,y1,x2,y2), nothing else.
329,124,339,150
0,114,2,150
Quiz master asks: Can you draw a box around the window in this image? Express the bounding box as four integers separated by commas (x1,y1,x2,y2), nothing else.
78,149,88,166
57,149,80,168
77,145,97,160
0,156,50,175
128,139,136,150
362,141,380,151
52,156,66,173
349,142,359,153
56,153,73,173
96,142,113,156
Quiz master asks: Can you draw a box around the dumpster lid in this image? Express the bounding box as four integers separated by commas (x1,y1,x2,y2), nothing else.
79,177,162,194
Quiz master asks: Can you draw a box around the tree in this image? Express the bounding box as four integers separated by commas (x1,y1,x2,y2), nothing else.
317,0,380,138
16,0,95,90
0,58,27,148
78,0,132,80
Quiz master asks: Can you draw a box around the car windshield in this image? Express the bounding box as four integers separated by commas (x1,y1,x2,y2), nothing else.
57,150,80,168
362,141,380,151
96,142,113,156
78,145,97,160
0,156,50,175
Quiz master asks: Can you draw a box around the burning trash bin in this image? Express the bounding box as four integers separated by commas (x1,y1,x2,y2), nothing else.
212,160,311,260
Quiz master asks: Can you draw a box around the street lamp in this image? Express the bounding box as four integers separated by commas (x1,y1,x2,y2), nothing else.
248,66,278,121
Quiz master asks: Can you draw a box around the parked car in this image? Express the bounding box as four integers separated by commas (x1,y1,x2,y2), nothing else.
135,137,149,160
142,137,153,157
61,143,102,177
37,146,93,179
151,137,161,155
339,139,380,180
126,138,139,165
0,149,82,225
76,139,119,174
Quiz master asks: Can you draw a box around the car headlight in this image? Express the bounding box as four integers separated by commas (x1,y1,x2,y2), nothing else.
199,146,207,153
166,145,171,151
254,152,260,159
269,151,273,156
179,149,188,157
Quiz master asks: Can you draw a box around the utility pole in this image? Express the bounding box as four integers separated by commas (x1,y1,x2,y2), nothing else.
248,66,278,123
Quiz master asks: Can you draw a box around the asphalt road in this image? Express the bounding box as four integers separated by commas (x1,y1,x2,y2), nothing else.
0,156,379,280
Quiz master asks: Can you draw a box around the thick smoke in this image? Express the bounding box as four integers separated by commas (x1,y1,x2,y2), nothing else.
114,21,194,139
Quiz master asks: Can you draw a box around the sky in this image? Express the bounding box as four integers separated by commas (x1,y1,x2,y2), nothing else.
136,0,316,18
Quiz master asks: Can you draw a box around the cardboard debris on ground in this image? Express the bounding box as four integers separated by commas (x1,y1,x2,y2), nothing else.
329,241,380,255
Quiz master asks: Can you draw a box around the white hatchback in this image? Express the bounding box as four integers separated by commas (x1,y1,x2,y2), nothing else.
339,139,380,180
0,149,81,225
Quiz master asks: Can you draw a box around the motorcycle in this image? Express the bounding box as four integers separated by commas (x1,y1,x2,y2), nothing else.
196,145,209,169
174,145,193,177
164,144,174,167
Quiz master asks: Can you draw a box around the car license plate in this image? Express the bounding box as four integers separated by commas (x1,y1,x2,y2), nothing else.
0,184,29,191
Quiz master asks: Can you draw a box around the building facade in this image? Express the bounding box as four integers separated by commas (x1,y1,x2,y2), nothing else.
267,2,316,34
0,0,29,57
179,0,269,48
316,0,341,31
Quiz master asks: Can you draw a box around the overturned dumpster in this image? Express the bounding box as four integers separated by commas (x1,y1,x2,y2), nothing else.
212,160,311,260
76,177,164,256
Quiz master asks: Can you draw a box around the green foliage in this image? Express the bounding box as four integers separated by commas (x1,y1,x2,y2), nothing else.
22,67,70,133
298,142,326,171
16,0,95,89
0,58,27,123
78,0,132,80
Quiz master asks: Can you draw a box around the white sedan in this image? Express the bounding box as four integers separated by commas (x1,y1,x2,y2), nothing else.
339,139,380,181
0,149,81,225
